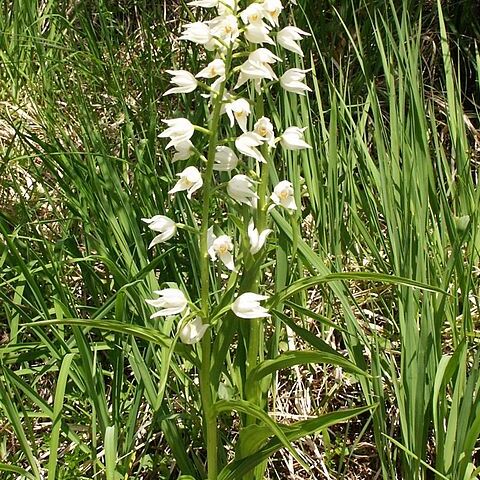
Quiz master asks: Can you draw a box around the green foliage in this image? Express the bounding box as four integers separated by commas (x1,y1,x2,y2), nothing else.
0,0,479,479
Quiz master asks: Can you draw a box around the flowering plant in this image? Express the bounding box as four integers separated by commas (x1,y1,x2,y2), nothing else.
140,1,368,478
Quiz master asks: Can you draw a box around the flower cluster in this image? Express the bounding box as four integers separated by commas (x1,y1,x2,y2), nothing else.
143,0,311,344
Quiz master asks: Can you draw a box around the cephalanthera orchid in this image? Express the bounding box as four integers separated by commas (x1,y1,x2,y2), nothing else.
254,116,275,147
172,140,194,162
280,126,312,150
180,22,214,49
160,118,195,149
240,3,265,24
225,98,251,132
244,22,275,45
210,14,239,44
196,58,226,79
262,0,284,27
271,180,297,211
214,146,239,171
146,288,188,318
179,316,209,345
163,70,198,96
277,26,310,56
208,228,236,271
235,48,281,89
142,215,177,248
235,132,267,163
168,166,203,199
188,0,218,7
227,174,258,207
248,219,273,255
232,292,270,318
280,68,312,95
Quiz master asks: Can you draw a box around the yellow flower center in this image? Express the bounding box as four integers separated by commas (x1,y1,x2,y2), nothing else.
279,189,289,200
218,244,229,254
258,126,268,136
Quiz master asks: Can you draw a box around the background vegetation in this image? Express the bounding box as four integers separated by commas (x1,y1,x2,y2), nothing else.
1,0,479,478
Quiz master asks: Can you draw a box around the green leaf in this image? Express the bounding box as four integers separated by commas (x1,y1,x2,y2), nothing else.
246,350,368,400
268,272,448,308
219,406,374,480
214,399,308,471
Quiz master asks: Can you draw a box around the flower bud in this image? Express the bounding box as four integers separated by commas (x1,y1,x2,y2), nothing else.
280,126,312,150
142,215,177,248
280,68,312,95
232,292,270,319
146,288,188,318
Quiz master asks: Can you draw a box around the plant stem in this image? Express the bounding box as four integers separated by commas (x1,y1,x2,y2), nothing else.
198,47,233,480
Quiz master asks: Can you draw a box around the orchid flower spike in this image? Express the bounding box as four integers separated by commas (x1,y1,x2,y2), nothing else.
146,288,188,318
168,166,203,199
232,292,270,318
142,215,177,248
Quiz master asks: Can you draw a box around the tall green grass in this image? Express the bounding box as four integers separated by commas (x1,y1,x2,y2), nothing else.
0,0,479,478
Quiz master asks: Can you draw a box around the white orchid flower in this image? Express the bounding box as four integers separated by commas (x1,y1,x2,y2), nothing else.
160,118,195,149
214,146,239,171
262,0,283,26
146,288,188,318
227,174,258,207
231,292,270,318
235,132,267,164
235,48,280,89
207,228,236,271
163,70,198,96
210,14,239,44
240,3,265,24
280,126,312,150
168,166,203,199
271,180,297,211
188,0,218,7
225,98,251,132
248,219,273,254
196,58,226,79
142,215,177,248
244,23,275,45
277,26,310,56
280,68,312,95
179,316,209,345
254,116,275,147
172,140,194,162
180,22,214,49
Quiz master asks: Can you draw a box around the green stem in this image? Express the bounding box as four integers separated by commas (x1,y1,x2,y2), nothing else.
245,95,270,423
198,48,233,480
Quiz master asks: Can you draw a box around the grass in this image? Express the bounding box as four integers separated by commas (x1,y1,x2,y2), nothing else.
1,0,479,478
